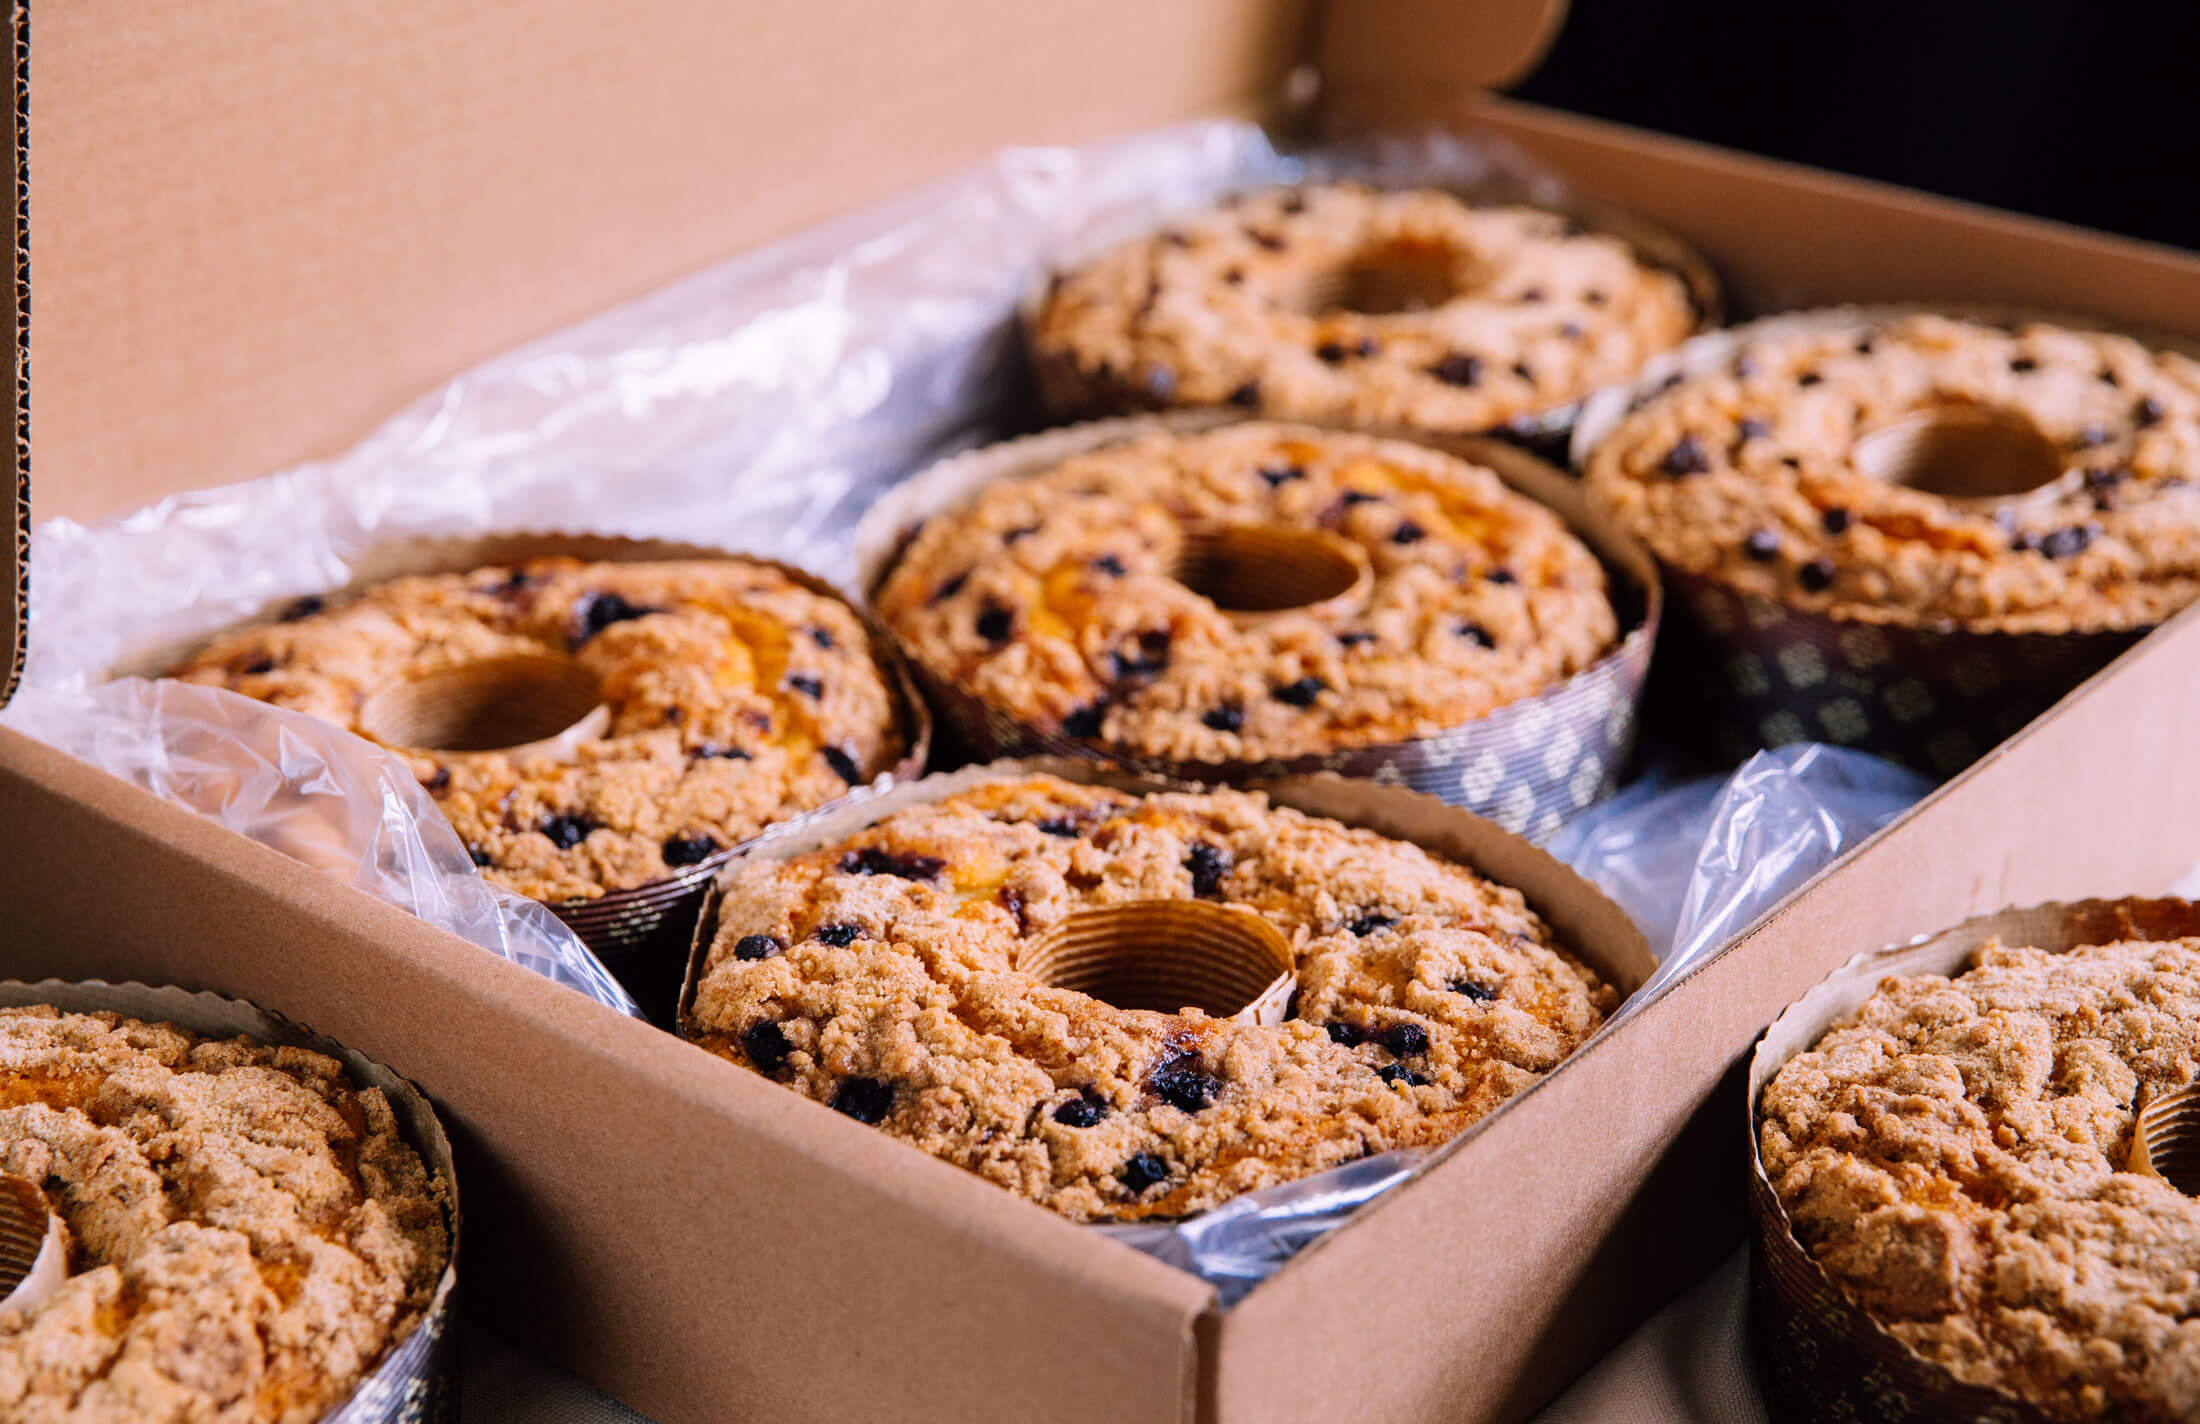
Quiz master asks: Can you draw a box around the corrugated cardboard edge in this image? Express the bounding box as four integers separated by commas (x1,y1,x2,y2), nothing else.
0,976,463,1423
678,757,1655,1230
852,412,1662,833
5,1,25,710
1744,897,2200,1424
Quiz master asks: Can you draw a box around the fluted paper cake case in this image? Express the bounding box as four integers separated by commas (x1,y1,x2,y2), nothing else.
856,413,1661,845
1571,305,2192,779
110,532,934,1024
1744,897,2200,1424
0,979,463,1424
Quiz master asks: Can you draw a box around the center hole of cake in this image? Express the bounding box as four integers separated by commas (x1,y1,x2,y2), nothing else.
2134,1088,2200,1197
1281,239,1473,316
358,656,606,753
1852,404,2066,501
1169,524,1370,619
0,1174,60,1311
1020,902,1295,1022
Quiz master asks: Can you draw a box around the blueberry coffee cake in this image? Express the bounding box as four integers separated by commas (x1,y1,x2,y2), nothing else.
686,773,1618,1222
1759,935,2200,1420
0,1004,450,1422
1584,313,2200,634
1028,183,1701,435
172,557,908,903
873,422,1617,763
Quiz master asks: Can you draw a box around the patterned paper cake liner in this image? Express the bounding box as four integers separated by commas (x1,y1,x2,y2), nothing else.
0,978,463,1424
855,413,1661,845
1744,897,2200,1424
1661,569,2144,777
1020,167,1725,449
111,533,934,1024
1569,304,2192,779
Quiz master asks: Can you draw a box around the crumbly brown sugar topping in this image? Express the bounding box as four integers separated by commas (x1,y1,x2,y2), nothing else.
1030,183,1698,435
689,775,1617,1222
1760,937,2200,1420
174,557,907,902
0,1006,450,1424
1586,314,2200,634
877,423,1617,762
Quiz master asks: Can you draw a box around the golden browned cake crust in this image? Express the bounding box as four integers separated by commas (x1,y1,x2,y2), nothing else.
0,1006,450,1424
688,775,1616,1222
1759,939,2200,1421
172,557,907,903
1029,184,1698,435
1585,314,2200,635
875,423,1617,762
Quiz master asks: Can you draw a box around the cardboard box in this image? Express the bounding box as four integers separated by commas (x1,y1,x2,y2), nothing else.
8,4,2200,1421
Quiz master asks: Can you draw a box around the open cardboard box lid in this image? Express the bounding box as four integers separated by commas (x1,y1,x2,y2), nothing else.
1,0,1568,705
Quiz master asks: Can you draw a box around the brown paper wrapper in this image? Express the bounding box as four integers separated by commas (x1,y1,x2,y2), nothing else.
856,414,1661,844
1570,305,2189,778
1021,176,1723,450
1664,569,2144,776
681,756,1655,1062
0,979,463,1424
1745,897,2200,1424
111,533,934,1024
0,1174,64,1312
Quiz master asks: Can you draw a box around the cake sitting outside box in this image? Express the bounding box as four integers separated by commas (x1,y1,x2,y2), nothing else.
0,1004,453,1423
1758,933,2200,1421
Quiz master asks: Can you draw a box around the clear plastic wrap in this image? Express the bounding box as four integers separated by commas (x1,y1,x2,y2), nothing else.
1096,1151,1430,1308
1551,744,1932,1006
3,678,638,1014
8,114,1926,1302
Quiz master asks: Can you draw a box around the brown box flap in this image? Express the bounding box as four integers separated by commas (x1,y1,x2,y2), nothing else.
6,0,1578,707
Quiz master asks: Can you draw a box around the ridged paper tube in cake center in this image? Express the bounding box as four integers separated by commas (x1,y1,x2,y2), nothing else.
1019,900,1295,1025
0,1174,69,1317
1166,522,1371,628
2130,1084,2200,1196
358,655,611,758
1852,403,2069,504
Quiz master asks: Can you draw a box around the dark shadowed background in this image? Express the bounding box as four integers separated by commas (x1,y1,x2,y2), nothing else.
1514,0,2197,252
